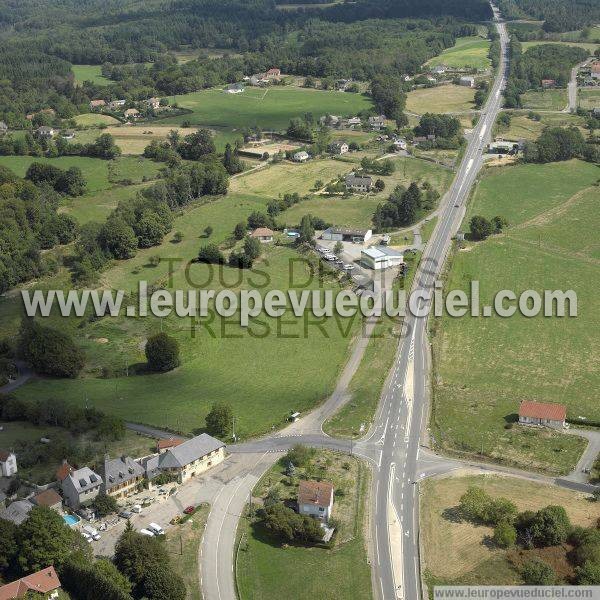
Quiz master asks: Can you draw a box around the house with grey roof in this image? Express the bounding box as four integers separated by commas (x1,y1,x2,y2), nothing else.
0,499,34,525
0,121,8,135
61,467,102,509
368,115,386,130
101,455,145,500
345,172,373,192
158,434,225,484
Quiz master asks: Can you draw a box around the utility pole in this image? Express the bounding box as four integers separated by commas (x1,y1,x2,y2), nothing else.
232,415,236,442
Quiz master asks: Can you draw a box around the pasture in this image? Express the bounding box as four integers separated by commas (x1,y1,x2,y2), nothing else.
432,160,600,474
156,86,372,132
521,40,599,53
426,36,492,70
74,113,121,126
406,84,476,114
578,89,600,110
497,112,586,141
72,64,111,86
520,89,567,111
422,474,597,586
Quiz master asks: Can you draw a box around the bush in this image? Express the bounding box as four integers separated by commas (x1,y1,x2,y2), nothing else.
262,503,323,543
145,333,180,372
92,494,119,517
198,243,224,264
493,521,517,548
283,444,316,468
205,402,233,439
521,559,555,585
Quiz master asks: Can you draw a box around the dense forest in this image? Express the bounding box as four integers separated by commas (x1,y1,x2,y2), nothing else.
497,0,600,33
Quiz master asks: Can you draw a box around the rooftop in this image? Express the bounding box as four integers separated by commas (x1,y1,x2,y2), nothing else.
0,500,34,525
103,455,145,488
362,246,403,260
157,438,184,451
32,489,62,508
519,401,566,422
65,467,102,493
0,566,61,599
251,227,275,238
298,480,334,508
325,226,371,236
0,450,13,462
158,433,225,469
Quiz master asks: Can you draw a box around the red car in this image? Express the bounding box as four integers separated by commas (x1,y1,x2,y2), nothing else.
183,506,195,515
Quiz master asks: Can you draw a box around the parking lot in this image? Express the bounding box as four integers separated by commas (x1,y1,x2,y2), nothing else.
83,453,256,556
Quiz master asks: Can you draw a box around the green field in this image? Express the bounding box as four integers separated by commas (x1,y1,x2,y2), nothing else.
426,36,492,70
237,451,372,600
72,65,111,86
9,186,360,437
73,113,121,126
497,112,586,141
406,84,476,114
521,40,599,53
431,159,600,475
520,89,568,111
579,89,600,111
157,86,372,132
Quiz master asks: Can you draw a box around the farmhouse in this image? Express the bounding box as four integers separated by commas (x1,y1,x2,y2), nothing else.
156,438,184,453
322,227,372,243
518,401,566,430
265,68,281,79
250,227,275,243
0,500,33,525
292,151,309,162
432,65,447,75
0,450,17,477
393,138,407,151
124,108,140,120
35,126,54,138
157,433,225,484
0,121,7,135
298,480,334,522
344,116,362,128
89,99,106,110
329,140,349,155
0,566,62,599
592,62,600,80
541,79,556,89
488,140,518,154
31,489,62,512
61,466,102,508
108,99,126,110
459,76,475,88
146,97,161,110
361,246,404,270
345,172,372,192
368,115,386,130
101,454,145,500
225,83,244,94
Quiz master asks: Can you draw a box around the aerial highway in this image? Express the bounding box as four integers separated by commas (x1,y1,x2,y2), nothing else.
200,7,512,600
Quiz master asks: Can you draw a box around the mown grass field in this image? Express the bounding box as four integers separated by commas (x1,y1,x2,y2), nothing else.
406,84,476,114
431,159,600,474
72,64,111,86
422,473,597,588
521,40,599,53
237,451,372,600
10,187,360,437
157,86,372,131
98,125,201,154
426,36,491,70
520,89,568,111
73,113,121,126
497,112,586,141
579,89,600,111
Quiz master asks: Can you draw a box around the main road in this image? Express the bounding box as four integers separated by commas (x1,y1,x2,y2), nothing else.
200,6,511,600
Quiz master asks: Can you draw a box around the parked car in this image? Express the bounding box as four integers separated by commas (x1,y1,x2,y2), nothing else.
140,529,155,536
148,522,165,535
83,525,100,541
81,532,93,543
183,506,195,515
344,264,355,271
131,504,142,513
119,509,133,519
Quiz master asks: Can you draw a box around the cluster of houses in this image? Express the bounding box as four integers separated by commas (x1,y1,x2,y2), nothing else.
428,65,479,87
88,96,165,121
579,60,600,87
0,433,225,523
318,114,388,131
242,68,281,87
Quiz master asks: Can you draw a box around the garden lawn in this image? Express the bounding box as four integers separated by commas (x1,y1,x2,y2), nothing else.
406,85,476,114
236,451,372,600
72,65,111,86
421,474,597,588
73,113,121,126
283,195,380,229
520,89,568,111
426,36,491,70
156,86,372,132
432,160,600,475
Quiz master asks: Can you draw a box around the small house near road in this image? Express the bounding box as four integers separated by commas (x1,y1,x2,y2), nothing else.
225,83,244,94
368,115,386,130
61,466,102,508
361,246,404,270
101,455,145,500
329,141,349,155
432,65,447,75
344,116,362,128
541,79,556,89
35,126,54,138
157,433,225,484
292,151,309,163
518,401,566,429
146,97,161,110
265,68,281,79
459,76,475,88
322,227,372,244
591,62,600,80
0,566,62,599
108,99,126,110
298,480,334,522
124,108,140,120
0,451,17,477
345,172,372,192
31,489,62,512
250,227,275,243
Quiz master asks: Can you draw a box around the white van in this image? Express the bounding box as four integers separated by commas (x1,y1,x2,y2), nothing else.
148,522,165,535
140,528,155,536
83,525,100,541
131,504,142,513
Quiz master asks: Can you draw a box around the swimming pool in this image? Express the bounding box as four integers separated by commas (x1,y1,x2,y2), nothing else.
63,514,80,527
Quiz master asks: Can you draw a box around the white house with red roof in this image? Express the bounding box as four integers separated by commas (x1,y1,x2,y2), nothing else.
0,566,62,599
298,480,334,522
518,401,566,429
